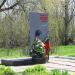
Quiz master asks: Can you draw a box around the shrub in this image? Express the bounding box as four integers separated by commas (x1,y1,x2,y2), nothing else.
0,65,5,75
51,69,70,75
62,70,69,75
23,65,49,75
33,65,46,72
23,65,70,75
4,67,16,75
51,69,62,75
0,65,16,75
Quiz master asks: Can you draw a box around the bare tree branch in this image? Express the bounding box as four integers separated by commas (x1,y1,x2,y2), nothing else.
0,1,19,12
0,0,36,12
0,0,7,9
68,11,74,23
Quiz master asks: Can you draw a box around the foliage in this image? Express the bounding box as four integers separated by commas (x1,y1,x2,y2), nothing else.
23,65,70,75
0,65,70,75
62,70,69,75
51,69,69,75
0,0,75,48
0,65,16,75
51,69,62,75
3,67,16,75
0,65,5,75
23,65,50,75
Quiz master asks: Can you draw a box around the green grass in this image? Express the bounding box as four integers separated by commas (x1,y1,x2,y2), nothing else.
0,45,75,58
52,45,75,56
0,48,29,58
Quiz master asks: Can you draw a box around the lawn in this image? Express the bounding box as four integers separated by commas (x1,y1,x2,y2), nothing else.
0,45,75,58
0,48,29,58
52,45,75,56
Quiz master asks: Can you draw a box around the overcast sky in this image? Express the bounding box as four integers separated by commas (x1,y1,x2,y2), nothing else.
0,0,17,18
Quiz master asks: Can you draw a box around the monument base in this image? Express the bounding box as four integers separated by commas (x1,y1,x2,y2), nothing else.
1,57,46,66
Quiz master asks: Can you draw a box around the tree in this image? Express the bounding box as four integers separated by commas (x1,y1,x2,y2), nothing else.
64,0,74,45
0,0,19,12
0,0,44,48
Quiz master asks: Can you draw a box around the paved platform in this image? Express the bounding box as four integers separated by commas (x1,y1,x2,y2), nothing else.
45,57,75,73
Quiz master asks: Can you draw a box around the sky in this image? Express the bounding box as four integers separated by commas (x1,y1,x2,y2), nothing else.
0,0,17,18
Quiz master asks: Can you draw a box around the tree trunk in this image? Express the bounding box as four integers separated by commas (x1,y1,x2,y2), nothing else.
64,0,69,45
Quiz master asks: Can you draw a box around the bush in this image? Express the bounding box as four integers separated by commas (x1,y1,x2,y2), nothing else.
4,67,16,75
51,69,62,75
23,65,70,75
0,65,16,75
23,65,50,75
51,69,69,75
0,65,70,75
0,65,5,75
62,70,69,75
33,65,46,72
